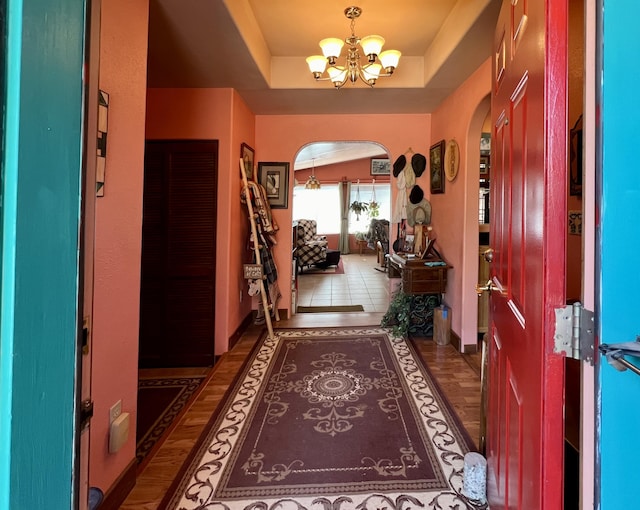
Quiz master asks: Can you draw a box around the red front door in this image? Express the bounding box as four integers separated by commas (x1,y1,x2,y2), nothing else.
487,1,567,508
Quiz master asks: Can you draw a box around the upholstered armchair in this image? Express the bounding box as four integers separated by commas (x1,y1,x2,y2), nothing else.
294,219,328,271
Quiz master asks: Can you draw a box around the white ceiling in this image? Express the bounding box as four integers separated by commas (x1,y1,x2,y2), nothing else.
147,0,501,116
294,141,388,171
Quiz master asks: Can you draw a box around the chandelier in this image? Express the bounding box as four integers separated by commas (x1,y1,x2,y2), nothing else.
305,6,401,89
305,159,321,189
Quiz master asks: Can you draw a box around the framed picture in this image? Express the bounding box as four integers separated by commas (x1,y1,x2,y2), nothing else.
241,143,255,180
96,90,109,197
258,162,290,209
429,139,445,194
569,115,583,196
480,155,490,176
370,158,390,175
480,132,491,155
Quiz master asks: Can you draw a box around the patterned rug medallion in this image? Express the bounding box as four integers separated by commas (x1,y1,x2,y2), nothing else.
162,328,477,510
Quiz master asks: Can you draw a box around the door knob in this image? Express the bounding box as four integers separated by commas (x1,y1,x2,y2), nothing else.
476,279,501,295
483,248,494,263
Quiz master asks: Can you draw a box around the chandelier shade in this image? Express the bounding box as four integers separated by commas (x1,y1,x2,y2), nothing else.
304,175,321,189
306,6,401,89
305,159,321,189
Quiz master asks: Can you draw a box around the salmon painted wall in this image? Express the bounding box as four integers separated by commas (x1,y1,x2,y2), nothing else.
145,88,254,354
429,59,491,349
256,114,431,314
231,93,257,340
90,0,149,492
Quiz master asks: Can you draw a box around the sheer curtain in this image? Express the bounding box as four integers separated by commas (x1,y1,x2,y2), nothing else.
338,180,351,254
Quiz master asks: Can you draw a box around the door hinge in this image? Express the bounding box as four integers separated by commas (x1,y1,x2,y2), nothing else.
554,302,595,364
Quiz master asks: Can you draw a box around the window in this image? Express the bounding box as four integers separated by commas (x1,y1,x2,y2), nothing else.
293,184,341,234
292,182,391,235
349,183,390,233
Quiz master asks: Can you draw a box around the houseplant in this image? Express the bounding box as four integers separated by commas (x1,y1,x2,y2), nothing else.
349,200,369,220
368,200,380,218
380,289,412,338
368,183,379,218
350,180,369,220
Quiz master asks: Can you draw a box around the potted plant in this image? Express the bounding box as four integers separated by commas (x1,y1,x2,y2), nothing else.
368,200,380,218
368,183,379,218
381,289,412,338
349,200,369,220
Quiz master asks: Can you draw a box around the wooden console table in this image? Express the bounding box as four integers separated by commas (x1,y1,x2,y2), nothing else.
388,253,450,294
388,253,451,337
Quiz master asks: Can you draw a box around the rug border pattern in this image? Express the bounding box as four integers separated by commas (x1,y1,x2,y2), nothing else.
164,328,480,510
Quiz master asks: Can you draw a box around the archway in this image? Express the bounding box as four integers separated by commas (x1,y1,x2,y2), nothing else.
460,94,491,347
290,141,392,315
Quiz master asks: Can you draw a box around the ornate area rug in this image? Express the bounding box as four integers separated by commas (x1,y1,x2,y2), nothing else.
136,376,206,464
162,328,477,510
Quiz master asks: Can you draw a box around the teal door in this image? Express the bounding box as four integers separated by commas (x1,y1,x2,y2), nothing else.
597,1,640,507
0,0,85,508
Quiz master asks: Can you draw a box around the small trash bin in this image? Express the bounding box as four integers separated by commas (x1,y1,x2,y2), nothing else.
433,305,451,345
88,487,104,510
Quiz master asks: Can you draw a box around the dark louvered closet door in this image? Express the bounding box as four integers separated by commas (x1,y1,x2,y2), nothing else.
139,140,218,367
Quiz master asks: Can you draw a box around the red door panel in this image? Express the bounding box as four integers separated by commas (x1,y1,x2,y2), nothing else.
511,0,528,55
506,361,524,509
509,75,528,316
486,1,567,508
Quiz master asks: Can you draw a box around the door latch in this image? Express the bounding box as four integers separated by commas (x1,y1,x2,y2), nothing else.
554,302,595,364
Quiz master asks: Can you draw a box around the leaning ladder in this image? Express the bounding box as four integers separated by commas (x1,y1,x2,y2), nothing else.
239,158,276,339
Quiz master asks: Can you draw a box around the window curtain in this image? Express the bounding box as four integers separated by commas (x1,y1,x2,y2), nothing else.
338,180,351,254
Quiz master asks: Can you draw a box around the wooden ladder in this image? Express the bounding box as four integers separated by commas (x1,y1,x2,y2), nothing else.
239,158,276,339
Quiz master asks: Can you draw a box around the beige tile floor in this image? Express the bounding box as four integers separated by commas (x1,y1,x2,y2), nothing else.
295,253,393,312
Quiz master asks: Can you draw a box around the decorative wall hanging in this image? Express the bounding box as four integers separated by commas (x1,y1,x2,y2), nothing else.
429,140,445,194
570,115,583,197
96,90,109,197
480,155,490,176
258,162,290,209
568,210,582,235
241,143,255,181
444,139,460,182
480,132,491,155
370,158,390,175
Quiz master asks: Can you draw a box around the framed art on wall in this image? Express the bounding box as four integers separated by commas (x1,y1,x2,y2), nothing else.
241,143,255,180
258,162,290,209
480,155,490,176
480,132,491,155
370,158,391,175
429,140,445,194
96,90,109,196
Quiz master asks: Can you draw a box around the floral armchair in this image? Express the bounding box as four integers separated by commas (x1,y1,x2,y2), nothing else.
294,219,328,270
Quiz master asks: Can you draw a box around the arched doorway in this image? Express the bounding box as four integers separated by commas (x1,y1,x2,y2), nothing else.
290,141,392,316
